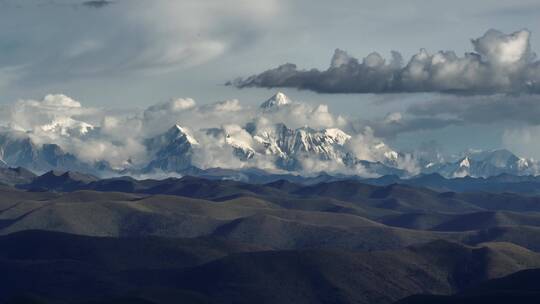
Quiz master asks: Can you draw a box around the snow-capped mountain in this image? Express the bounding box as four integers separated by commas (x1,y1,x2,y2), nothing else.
421,149,538,178
259,92,291,110
40,117,94,137
136,94,403,176
0,92,538,179
142,122,359,173
468,149,533,171
143,124,199,173
0,131,102,174
250,123,351,168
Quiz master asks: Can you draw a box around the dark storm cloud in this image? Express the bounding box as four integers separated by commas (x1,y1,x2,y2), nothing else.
82,1,113,8
230,29,540,95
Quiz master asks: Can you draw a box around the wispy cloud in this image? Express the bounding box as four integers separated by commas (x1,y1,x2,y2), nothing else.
0,0,285,85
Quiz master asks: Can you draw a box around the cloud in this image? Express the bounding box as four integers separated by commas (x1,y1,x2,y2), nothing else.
144,98,197,118
347,90,540,140
230,29,540,95
9,93,537,172
347,127,393,163
358,115,463,138
503,126,540,160
0,94,149,169
3,94,98,132
346,126,420,175
353,91,540,152
202,99,243,112
82,1,113,8
0,92,413,176
0,0,284,85
407,94,540,125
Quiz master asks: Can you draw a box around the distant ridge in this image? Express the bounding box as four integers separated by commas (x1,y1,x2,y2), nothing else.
0,167,35,186
8,166,540,195
20,170,98,191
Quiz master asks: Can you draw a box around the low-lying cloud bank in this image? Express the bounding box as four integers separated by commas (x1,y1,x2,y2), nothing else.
229,29,540,94
0,93,413,176
2,92,540,178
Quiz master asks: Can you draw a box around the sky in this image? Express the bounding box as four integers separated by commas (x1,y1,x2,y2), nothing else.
1,0,540,158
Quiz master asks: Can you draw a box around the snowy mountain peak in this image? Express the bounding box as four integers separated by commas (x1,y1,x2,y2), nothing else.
260,92,291,109
40,117,94,137
466,149,518,166
459,157,471,168
142,125,200,173
518,157,530,169
168,124,199,145
324,128,351,145
374,142,399,163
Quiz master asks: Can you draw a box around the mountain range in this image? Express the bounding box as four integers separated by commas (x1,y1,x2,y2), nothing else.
1,92,538,180
4,173,540,303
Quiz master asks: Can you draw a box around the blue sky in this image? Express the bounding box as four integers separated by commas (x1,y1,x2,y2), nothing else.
1,0,540,157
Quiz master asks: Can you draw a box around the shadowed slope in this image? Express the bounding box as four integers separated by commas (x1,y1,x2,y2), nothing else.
1,230,539,304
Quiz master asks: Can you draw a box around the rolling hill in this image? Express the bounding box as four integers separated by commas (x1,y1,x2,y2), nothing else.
2,174,540,303
2,230,539,304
